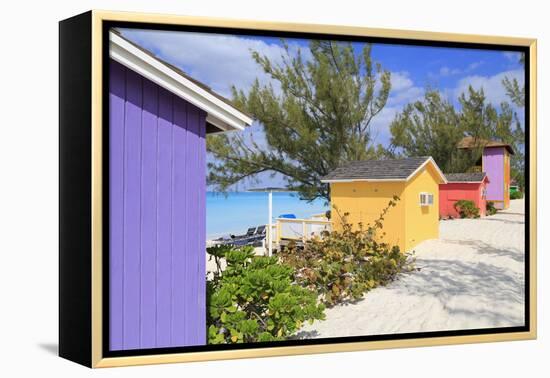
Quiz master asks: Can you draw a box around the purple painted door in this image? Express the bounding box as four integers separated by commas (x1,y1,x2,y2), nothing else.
109,59,207,351
483,147,505,208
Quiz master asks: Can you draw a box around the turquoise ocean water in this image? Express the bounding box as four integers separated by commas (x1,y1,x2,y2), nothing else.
207,192,328,239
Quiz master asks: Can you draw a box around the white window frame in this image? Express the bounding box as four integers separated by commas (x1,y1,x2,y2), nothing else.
419,192,434,206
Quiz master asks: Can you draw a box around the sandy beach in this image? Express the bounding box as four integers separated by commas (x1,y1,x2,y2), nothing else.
298,199,526,338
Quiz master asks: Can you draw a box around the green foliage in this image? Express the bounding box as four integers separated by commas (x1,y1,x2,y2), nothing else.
454,200,480,218
206,246,325,344
501,53,525,186
207,40,392,202
502,76,525,107
510,190,523,200
388,90,470,172
502,53,525,107
280,197,415,306
486,201,497,216
206,243,234,281
389,87,525,187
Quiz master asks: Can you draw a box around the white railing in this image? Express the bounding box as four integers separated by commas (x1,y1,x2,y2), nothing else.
271,217,332,242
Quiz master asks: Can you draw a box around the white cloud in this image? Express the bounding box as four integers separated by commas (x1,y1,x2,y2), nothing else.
390,71,414,91
439,66,461,77
369,106,400,144
503,51,522,63
387,71,424,107
431,61,483,79
120,29,424,145
120,29,302,98
454,69,524,106
467,61,483,71
365,71,424,144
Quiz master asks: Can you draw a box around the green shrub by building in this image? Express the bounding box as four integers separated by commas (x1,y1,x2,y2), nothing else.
206,246,325,344
281,197,415,306
454,199,480,218
510,190,523,200
206,198,415,342
486,201,497,216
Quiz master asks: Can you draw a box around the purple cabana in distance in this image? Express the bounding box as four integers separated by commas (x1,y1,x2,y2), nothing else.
458,136,515,210
108,30,253,351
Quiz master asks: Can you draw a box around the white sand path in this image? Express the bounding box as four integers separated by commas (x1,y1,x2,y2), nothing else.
299,199,526,338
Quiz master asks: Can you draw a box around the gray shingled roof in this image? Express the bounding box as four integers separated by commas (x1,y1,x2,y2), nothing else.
444,172,487,183
321,157,433,181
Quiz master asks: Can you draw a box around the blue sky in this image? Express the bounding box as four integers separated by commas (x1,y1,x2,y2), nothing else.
119,28,524,189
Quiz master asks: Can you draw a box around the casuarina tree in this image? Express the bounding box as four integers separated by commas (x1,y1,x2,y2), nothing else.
207,40,392,202
502,53,525,107
389,86,524,182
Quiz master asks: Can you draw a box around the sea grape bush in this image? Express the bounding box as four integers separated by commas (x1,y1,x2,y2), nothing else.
454,199,480,218
510,190,523,200
486,201,498,216
281,196,415,306
206,246,325,344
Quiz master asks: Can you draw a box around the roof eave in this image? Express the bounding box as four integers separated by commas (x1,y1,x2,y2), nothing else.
444,181,484,184
321,178,408,183
484,145,515,155
405,157,447,184
109,31,253,132
322,157,447,184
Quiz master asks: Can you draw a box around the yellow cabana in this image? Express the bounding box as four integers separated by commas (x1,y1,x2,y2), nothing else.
321,156,447,252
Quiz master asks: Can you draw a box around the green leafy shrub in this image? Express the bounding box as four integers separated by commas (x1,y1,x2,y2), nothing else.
510,190,523,200
280,197,415,306
454,199,480,218
206,243,233,281
206,246,325,344
486,201,497,216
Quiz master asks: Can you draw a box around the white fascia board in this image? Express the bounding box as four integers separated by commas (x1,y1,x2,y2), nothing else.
109,32,253,132
321,178,407,183
406,157,448,184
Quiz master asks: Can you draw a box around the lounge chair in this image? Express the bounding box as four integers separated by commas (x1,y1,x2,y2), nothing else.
218,227,256,246
211,235,232,246
232,227,257,241
253,225,266,237
234,225,266,247
249,225,267,246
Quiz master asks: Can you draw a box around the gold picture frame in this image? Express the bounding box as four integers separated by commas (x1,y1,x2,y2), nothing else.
59,9,537,368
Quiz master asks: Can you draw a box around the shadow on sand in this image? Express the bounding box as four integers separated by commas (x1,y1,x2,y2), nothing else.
442,239,524,264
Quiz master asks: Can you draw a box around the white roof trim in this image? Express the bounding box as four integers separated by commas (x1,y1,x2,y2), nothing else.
109,32,253,132
321,178,407,183
406,157,447,184
321,157,448,184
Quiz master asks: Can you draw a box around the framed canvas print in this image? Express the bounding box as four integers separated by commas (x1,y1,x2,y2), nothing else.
59,10,537,368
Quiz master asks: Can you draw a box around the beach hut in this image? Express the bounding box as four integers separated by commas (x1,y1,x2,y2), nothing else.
321,157,446,252
108,31,253,350
439,172,490,218
458,136,514,209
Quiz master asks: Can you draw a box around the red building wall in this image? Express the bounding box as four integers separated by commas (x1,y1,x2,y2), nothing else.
439,182,486,218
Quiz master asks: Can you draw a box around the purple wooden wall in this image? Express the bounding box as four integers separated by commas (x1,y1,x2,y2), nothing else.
109,59,207,351
483,147,504,205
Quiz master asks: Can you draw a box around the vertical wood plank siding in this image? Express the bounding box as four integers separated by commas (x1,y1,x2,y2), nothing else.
483,147,505,207
109,59,206,351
